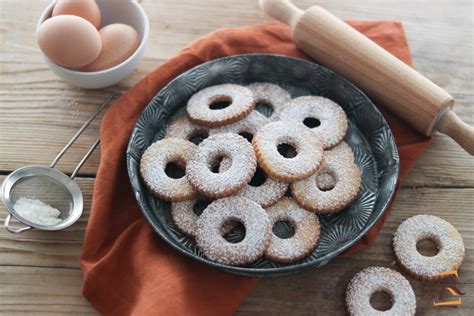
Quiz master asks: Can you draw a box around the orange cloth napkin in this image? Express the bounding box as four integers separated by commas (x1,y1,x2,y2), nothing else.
81,21,431,315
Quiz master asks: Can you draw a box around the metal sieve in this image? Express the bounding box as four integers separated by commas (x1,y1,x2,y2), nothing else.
1,94,120,233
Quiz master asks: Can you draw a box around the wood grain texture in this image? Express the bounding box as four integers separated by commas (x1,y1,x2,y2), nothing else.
0,186,472,315
0,0,473,315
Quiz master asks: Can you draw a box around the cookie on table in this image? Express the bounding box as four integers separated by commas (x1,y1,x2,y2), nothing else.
393,214,465,281
346,267,416,316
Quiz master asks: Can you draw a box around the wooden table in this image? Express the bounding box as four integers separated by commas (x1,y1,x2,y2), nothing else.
1,0,472,314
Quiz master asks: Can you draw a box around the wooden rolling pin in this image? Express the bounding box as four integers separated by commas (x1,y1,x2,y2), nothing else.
259,0,474,155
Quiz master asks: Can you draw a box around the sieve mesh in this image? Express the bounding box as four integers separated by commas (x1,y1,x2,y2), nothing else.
9,175,73,219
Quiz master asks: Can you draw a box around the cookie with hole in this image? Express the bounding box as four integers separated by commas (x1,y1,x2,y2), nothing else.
186,133,257,198
171,196,236,237
247,82,291,121
252,121,324,181
345,267,416,316
281,96,348,149
140,138,197,202
165,116,210,145
392,214,465,281
195,196,271,266
264,197,320,263
186,84,255,127
209,110,270,143
291,142,361,213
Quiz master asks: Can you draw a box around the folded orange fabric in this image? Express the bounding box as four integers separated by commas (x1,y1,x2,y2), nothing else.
81,21,431,315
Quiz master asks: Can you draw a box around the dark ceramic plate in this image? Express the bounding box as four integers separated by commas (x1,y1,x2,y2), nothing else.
126,54,399,276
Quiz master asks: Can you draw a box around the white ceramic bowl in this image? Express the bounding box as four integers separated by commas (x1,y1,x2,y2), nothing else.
37,0,149,89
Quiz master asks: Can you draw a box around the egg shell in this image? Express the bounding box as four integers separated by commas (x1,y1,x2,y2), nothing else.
52,0,101,28
37,15,102,68
81,23,141,72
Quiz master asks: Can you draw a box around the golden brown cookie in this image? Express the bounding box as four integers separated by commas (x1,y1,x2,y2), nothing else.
264,197,320,263
196,196,271,266
281,96,348,149
291,142,361,213
171,196,235,237
186,133,257,198
165,116,210,144
393,214,465,281
186,84,255,127
252,121,324,181
247,82,291,121
346,267,416,316
209,110,270,142
140,138,197,202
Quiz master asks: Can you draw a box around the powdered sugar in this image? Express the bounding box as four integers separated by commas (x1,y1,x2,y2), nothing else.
14,197,62,226
393,214,465,280
345,267,416,316
281,96,348,149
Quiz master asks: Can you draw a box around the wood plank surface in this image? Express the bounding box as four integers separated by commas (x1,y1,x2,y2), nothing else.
0,185,472,314
0,0,473,315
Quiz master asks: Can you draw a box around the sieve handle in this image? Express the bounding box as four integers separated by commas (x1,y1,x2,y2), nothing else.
4,214,32,234
70,138,100,179
50,93,121,168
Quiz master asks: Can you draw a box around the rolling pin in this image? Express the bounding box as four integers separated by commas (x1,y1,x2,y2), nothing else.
259,0,474,155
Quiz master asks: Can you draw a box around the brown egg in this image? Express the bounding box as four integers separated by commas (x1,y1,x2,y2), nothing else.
37,15,102,68
52,0,101,28
81,23,141,72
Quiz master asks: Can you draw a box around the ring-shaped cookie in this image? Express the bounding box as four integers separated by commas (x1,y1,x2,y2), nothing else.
186,133,257,198
264,198,320,263
186,84,255,127
247,82,291,121
345,267,416,316
165,116,209,144
393,214,465,281
140,138,197,202
252,121,324,181
196,196,271,266
281,96,348,149
291,142,361,213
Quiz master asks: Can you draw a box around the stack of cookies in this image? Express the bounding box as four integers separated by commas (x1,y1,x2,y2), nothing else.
140,83,361,266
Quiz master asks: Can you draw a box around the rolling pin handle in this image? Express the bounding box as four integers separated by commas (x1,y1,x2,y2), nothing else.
437,110,474,155
258,0,304,29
